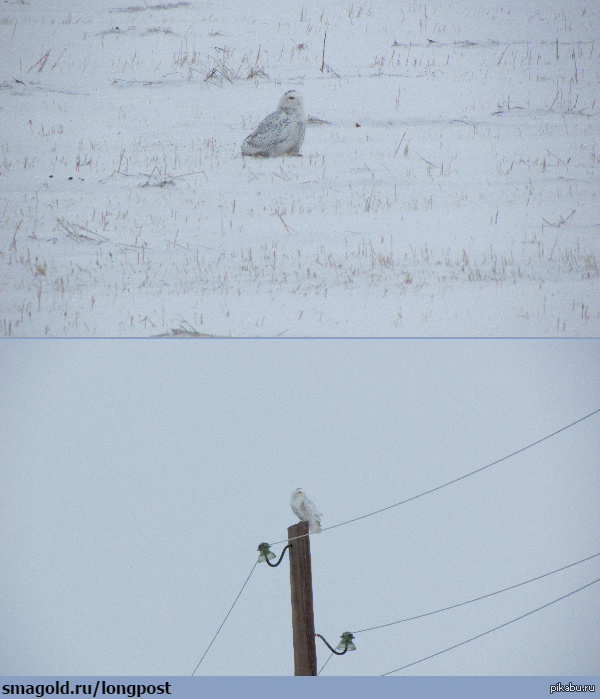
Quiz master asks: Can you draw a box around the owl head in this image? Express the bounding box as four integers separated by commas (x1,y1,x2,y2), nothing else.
278,90,304,113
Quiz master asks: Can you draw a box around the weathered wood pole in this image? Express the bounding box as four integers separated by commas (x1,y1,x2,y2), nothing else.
288,520,317,676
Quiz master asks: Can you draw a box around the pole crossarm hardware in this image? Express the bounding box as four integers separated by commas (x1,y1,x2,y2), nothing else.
257,542,292,567
315,632,356,655
266,544,292,567
257,542,290,566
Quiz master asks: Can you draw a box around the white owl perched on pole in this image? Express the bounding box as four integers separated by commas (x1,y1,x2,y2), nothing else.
241,91,306,157
290,488,322,533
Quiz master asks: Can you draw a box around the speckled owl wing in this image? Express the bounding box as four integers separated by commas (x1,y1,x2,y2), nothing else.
246,111,294,150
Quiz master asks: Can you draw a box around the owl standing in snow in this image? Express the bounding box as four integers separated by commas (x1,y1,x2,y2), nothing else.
290,488,322,533
241,91,306,157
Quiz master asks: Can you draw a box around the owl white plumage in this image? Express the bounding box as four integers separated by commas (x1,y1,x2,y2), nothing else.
290,488,322,533
241,90,306,157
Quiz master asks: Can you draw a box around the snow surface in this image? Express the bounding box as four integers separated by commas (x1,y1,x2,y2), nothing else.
1,0,599,336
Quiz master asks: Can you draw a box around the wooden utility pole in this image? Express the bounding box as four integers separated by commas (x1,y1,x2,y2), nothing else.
288,520,317,676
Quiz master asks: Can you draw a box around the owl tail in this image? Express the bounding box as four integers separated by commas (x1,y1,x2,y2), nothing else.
309,518,322,534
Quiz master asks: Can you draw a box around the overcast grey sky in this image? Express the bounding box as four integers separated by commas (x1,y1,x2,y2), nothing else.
1,340,599,676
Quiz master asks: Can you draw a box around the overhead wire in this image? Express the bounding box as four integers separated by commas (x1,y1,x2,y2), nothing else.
269,407,600,546
191,561,258,676
352,551,600,634
381,576,600,675
317,553,600,675
317,652,334,676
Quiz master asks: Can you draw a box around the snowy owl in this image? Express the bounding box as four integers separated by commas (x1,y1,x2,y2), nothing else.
241,90,306,157
290,488,322,533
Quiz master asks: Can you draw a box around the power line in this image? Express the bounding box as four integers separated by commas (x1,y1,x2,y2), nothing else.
269,407,600,546
352,551,600,634
191,561,257,676
317,552,600,675
317,652,334,675
381,576,600,675
325,407,600,534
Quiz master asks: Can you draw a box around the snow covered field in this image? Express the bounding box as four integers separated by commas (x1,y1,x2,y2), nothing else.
1,0,598,336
